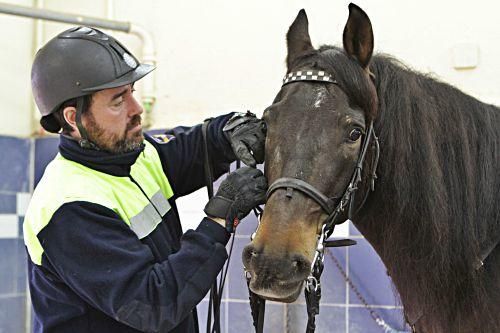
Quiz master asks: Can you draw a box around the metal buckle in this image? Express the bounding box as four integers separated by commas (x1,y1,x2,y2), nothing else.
305,276,320,292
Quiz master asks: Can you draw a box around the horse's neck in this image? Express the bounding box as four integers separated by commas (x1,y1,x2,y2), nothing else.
353,58,500,331
353,200,500,332
352,216,424,322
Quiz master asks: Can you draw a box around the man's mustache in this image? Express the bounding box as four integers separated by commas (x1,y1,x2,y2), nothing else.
127,115,142,130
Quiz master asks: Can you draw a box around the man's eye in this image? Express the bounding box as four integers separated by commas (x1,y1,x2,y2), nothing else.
114,100,124,107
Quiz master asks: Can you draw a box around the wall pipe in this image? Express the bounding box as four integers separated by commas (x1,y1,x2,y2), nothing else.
0,2,130,31
0,2,157,130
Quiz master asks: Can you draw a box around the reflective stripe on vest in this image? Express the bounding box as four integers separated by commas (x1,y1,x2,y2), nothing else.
23,140,174,265
130,190,171,239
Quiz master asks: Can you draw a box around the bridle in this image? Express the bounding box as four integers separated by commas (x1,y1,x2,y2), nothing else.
246,69,380,333
266,121,379,234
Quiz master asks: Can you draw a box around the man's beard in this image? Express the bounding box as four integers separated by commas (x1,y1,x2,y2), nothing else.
85,114,144,154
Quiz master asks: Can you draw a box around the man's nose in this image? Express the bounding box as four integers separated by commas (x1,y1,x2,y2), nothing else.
130,96,144,116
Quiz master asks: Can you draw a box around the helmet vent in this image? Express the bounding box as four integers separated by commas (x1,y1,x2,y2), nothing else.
63,26,108,41
77,27,94,35
123,53,137,69
110,43,137,69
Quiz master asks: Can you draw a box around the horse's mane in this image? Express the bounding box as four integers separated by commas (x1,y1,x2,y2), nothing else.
318,46,500,331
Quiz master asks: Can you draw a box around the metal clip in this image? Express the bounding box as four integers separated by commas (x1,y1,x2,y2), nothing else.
310,225,327,272
305,276,319,292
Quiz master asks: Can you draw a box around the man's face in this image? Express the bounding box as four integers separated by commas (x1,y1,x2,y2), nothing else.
84,84,144,154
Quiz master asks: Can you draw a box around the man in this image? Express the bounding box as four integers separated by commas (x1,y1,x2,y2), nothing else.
24,26,268,333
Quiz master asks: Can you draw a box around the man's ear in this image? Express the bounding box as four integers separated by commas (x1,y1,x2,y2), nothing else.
62,106,79,134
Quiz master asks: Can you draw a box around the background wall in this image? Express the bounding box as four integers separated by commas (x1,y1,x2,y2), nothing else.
0,0,498,332
1,0,499,136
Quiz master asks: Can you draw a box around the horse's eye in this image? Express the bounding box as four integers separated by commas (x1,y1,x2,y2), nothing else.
349,128,362,142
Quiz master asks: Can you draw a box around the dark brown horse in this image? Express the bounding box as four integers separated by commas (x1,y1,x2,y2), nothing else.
242,4,500,332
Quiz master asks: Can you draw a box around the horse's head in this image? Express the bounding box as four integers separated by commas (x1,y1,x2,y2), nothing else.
243,4,378,302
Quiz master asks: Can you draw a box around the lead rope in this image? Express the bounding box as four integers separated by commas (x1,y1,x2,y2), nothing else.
202,119,221,333
203,118,245,333
247,207,266,333
203,119,238,333
303,225,359,333
304,225,327,333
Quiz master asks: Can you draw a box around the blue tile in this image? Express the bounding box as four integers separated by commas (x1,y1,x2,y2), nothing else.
0,193,16,214
226,301,254,333
227,237,252,301
197,300,209,330
347,239,399,306
0,295,26,332
321,247,347,304
287,303,345,333
0,239,27,295
34,137,59,187
0,136,31,192
0,239,21,294
227,301,283,333
349,307,408,333
16,241,27,294
349,221,362,236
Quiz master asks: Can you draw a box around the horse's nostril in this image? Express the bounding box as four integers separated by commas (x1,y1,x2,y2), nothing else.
291,255,310,275
242,244,261,267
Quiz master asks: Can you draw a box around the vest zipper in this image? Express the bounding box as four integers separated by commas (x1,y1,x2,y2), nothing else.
128,175,163,217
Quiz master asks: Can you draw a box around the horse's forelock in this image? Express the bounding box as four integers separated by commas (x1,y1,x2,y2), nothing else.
315,46,378,121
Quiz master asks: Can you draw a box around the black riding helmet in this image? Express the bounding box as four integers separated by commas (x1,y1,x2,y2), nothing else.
31,26,154,141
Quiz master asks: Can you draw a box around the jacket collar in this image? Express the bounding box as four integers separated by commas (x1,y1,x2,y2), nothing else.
59,134,145,177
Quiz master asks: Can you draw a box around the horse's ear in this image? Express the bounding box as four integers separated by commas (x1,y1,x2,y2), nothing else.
343,3,373,69
286,9,314,70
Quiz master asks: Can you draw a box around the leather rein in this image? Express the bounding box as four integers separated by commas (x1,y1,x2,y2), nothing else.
246,69,380,333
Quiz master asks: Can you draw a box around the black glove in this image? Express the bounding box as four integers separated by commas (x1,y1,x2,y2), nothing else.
223,111,267,167
204,167,267,232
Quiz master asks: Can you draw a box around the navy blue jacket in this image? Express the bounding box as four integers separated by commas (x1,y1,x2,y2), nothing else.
28,114,236,333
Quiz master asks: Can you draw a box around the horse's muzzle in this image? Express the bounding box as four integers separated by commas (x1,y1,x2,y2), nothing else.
242,243,311,302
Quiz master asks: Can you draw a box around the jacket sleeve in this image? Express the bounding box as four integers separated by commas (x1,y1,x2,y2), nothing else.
145,113,237,199
38,201,230,332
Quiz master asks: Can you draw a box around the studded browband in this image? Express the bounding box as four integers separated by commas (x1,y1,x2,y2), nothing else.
282,70,337,86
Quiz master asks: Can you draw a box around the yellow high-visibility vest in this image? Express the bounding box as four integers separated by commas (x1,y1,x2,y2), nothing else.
24,140,174,265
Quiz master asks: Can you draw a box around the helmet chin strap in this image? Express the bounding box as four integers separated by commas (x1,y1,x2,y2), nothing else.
75,96,100,150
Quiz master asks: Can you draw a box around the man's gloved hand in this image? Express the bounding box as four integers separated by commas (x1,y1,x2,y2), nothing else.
204,167,267,232
223,111,267,167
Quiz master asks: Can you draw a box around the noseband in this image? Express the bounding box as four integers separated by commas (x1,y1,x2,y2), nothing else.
247,69,380,333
